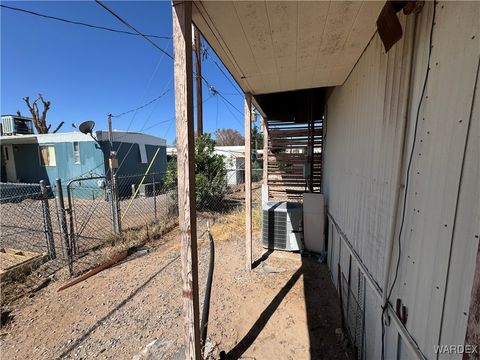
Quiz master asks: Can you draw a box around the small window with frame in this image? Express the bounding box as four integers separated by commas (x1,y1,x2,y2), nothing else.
39,145,56,166
73,142,80,164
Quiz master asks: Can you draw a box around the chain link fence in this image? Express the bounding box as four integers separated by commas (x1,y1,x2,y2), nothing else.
117,172,177,232
0,167,263,304
0,181,69,303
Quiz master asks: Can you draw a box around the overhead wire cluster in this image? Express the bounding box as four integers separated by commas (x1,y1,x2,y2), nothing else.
3,1,246,130
93,0,245,117
4,1,247,174
0,4,171,39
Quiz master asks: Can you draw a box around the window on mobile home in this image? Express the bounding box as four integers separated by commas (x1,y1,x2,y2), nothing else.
139,144,148,164
73,142,80,164
39,145,56,166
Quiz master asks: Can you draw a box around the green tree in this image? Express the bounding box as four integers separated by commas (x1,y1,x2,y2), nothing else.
165,133,227,210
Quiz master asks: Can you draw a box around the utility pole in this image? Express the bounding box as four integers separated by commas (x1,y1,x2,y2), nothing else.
108,113,121,236
194,26,203,137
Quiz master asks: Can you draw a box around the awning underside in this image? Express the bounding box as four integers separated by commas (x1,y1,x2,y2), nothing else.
193,1,384,96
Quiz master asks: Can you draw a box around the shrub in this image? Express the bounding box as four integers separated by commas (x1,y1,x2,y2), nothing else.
165,134,227,211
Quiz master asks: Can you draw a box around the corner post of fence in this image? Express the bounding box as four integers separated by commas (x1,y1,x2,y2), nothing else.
40,180,56,260
153,173,157,221
55,178,73,275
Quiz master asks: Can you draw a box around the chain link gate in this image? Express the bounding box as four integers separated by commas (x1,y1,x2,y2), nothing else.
66,176,115,260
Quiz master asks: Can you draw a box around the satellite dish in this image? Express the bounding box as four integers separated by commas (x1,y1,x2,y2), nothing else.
79,121,95,135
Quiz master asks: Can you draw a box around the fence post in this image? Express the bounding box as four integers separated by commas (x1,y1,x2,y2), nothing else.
40,180,56,260
55,178,73,275
153,173,157,221
114,173,122,234
109,174,121,242
65,181,77,255
110,172,122,238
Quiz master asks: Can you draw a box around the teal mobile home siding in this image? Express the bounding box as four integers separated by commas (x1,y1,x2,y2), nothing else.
110,142,167,177
12,143,50,183
12,142,106,185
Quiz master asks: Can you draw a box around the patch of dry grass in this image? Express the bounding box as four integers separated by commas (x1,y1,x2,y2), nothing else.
101,219,178,261
210,206,262,242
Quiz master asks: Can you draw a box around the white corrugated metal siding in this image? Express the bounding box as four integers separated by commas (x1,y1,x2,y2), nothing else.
323,1,479,359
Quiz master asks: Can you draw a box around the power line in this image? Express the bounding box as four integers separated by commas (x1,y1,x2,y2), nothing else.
94,0,245,130
94,0,244,115
0,4,171,40
113,58,173,155
143,94,214,133
201,76,243,116
219,96,243,128
95,0,173,60
204,46,243,96
112,89,171,118
116,93,214,172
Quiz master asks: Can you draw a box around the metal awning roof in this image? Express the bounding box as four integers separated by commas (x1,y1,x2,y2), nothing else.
192,1,384,96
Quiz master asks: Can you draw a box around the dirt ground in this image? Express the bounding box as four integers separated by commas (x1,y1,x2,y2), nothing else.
0,224,351,360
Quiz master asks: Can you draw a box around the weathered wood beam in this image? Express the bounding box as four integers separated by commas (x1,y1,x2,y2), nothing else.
245,93,252,270
172,2,201,359
194,26,203,137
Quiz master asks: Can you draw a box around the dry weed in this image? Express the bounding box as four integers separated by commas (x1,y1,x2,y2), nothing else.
210,206,261,242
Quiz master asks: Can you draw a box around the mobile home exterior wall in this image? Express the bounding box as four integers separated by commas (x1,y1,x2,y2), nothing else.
323,2,479,359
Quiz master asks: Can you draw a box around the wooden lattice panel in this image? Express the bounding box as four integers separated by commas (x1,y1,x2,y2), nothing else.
266,119,322,201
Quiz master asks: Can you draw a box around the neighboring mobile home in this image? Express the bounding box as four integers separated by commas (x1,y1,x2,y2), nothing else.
0,129,167,186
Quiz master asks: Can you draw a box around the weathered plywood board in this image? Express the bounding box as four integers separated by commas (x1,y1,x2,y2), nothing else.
0,248,48,282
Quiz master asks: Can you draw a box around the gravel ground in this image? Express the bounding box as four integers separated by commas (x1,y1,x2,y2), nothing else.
1,224,351,360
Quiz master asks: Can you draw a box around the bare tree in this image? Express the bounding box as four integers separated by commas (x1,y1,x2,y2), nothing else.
215,128,244,146
23,94,63,134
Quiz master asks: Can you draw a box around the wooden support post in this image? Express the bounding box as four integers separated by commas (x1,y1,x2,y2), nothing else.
261,117,269,204
172,2,201,359
194,26,203,137
245,93,252,270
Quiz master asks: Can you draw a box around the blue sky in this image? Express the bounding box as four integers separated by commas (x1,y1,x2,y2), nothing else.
1,1,248,144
